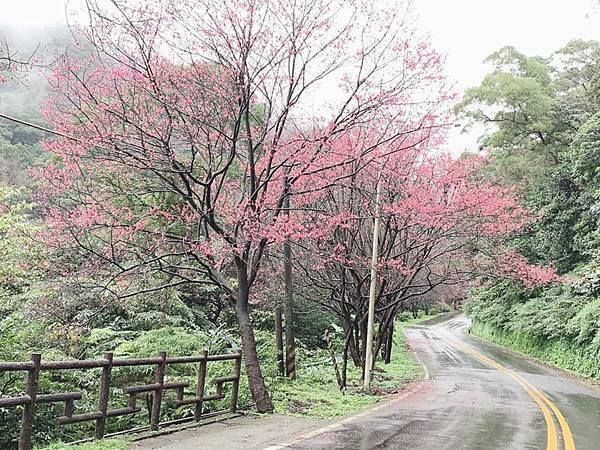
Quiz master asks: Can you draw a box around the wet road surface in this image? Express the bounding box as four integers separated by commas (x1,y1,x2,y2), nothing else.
262,315,600,450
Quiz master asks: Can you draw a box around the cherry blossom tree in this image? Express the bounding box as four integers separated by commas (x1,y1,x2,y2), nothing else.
0,34,43,84
36,0,450,411
296,148,557,374
0,40,25,82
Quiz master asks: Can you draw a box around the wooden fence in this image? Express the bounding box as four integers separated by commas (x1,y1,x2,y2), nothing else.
0,350,242,449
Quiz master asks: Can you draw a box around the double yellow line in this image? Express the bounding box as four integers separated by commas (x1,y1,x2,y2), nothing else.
448,338,575,450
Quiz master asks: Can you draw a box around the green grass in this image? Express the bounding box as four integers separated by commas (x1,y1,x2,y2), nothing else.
374,320,425,388
41,439,128,450
403,312,443,325
272,372,381,417
271,314,431,418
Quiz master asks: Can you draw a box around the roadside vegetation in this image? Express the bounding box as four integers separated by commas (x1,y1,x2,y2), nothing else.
459,42,600,380
39,312,435,449
43,439,128,450
466,279,600,380
272,313,434,418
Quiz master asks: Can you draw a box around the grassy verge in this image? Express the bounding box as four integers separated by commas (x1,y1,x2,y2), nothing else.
271,313,437,418
470,321,600,381
41,439,129,450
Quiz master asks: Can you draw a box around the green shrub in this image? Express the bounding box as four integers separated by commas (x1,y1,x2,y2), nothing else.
471,321,600,380
466,276,600,380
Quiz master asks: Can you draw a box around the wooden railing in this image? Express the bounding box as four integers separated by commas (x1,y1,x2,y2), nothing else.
0,349,242,449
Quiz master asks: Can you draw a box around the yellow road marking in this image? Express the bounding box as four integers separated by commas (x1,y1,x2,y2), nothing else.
491,355,576,450
448,338,575,450
450,340,558,450
536,389,576,450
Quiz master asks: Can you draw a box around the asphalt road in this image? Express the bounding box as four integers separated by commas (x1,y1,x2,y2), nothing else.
261,315,600,450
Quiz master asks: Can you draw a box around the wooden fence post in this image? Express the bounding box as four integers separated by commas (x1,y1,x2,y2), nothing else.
18,353,41,450
3,349,241,443
150,351,166,431
194,349,208,420
229,351,242,413
95,352,113,439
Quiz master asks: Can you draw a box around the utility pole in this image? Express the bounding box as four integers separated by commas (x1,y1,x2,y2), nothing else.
363,172,381,392
283,178,296,380
274,305,285,376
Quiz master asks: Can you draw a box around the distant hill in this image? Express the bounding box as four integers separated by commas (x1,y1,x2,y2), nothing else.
0,24,75,186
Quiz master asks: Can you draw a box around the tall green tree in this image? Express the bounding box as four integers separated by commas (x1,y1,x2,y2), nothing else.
463,41,600,381
457,40,600,273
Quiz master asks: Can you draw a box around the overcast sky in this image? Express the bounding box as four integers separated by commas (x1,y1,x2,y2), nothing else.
2,0,600,152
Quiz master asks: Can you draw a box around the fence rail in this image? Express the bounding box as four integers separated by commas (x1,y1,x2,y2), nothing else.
0,349,242,450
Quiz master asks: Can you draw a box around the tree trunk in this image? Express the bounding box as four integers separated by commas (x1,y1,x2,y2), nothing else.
360,315,368,379
235,284,274,413
349,318,361,366
340,317,362,367
384,322,393,364
325,330,343,390
341,329,352,389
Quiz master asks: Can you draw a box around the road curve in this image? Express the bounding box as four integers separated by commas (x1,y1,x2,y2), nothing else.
263,314,600,450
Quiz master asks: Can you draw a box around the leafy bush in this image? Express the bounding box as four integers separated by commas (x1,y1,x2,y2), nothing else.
567,298,600,351
466,274,600,380
471,321,600,379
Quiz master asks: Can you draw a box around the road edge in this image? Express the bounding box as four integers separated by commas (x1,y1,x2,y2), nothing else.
259,327,432,450
402,326,430,381
260,378,429,450
464,320,600,391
